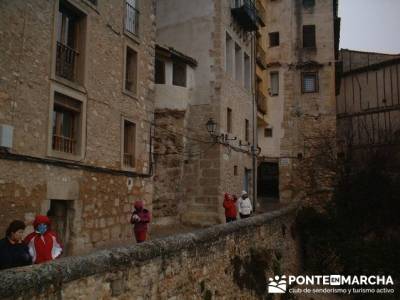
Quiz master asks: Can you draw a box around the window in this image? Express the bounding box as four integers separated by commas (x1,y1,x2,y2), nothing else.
88,0,97,5
270,72,279,96
244,53,251,90
123,120,136,168
155,59,165,84
302,72,318,93
245,119,249,141
234,165,238,176
235,43,242,83
303,0,315,8
125,47,138,94
52,93,82,154
56,2,85,83
226,33,234,77
173,61,186,87
227,108,232,133
303,25,316,48
264,128,273,137
269,32,280,47
125,0,139,36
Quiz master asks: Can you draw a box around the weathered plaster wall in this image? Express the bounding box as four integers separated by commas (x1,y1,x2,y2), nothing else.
0,204,301,300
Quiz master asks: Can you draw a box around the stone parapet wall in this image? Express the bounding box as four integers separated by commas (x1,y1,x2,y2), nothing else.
0,203,301,299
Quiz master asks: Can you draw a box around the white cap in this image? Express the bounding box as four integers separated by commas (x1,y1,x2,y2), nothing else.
241,190,248,196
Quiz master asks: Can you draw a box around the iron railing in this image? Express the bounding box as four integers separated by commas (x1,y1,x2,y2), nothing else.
124,153,135,167
231,0,258,31
53,134,76,154
125,2,139,36
56,42,78,81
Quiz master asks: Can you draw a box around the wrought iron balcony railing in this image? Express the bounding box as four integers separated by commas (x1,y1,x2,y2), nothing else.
53,134,76,154
124,153,135,167
56,42,78,82
231,0,259,32
125,2,139,36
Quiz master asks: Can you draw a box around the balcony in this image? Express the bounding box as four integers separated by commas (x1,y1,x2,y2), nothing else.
257,90,267,115
125,1,139,36
256,43,267,70
231,0,259,32
56,42,79,82
52,134,76,154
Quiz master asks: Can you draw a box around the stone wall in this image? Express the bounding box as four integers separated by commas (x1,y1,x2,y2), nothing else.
0,0,156,253
153,109,186,224
0,203,301,300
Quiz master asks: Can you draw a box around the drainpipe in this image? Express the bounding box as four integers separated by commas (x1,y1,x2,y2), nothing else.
251,31,257,212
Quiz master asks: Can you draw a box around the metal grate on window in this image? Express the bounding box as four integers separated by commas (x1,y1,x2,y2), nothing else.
269,32,280,47
302,73,318,93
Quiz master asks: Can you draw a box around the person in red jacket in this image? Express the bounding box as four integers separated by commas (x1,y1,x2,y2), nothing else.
130,200,151,243
223,193,237,223
24,215,63,264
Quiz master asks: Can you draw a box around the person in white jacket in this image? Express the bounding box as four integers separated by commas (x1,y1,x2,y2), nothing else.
237,190,253,219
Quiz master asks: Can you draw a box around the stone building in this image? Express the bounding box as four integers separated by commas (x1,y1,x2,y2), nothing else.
154,0,264,225
256,0,340,203
0,0,155,254
337,49,400,150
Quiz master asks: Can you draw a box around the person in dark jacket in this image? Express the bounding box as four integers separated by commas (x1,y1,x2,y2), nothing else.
223,193,237,223
130,200,151,243
0,220,32,270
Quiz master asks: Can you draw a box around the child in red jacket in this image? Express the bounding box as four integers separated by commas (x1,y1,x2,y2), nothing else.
24,215,63,264
130,201,151,243
223,193,237,223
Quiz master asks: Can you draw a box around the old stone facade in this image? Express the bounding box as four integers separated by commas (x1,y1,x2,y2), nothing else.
337,49,400,150
0,0,155,254
154,0,260,225
257,0,339,203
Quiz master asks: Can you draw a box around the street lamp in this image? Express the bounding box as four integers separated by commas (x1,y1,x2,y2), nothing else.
206,118,217,136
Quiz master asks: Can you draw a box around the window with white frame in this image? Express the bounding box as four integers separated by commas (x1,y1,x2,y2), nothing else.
302,72,318,93
270,72,279,96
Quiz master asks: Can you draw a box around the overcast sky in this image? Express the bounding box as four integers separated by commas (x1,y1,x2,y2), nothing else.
339,0,400,54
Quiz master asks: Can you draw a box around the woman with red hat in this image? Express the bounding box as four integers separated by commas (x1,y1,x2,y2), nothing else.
130,200,151,243
24,215,63,264
223,193,238,223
